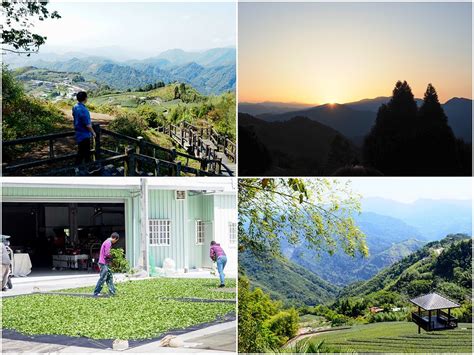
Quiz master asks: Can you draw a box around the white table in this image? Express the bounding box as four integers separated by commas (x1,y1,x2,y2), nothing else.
52,254,88,269
13,253,32,277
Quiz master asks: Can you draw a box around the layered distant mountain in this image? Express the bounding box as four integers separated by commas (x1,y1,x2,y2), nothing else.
238,101,315,116
259,103,376,140
284,211,426,286
238,113,359,176
240,96,472,142
361,197,472,240
278,196,471,288
4,48,236,95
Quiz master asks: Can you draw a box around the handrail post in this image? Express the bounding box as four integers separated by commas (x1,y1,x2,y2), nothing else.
200,158,208,171
217,157,222,175
125,147,135,176
93,123,101,161
137,136,144,174
49,139,55,159
176,161,181,176
154,159,160,176
171,148,177,161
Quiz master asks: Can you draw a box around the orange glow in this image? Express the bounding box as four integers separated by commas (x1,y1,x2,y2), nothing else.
238,3,472,105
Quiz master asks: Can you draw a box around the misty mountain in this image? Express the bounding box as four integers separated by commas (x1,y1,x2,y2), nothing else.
285,211,426,286
4,48,236,95
153,48,236,67
361,197,472,240
259,104,377,140
238,101,315,116
345,96,423,112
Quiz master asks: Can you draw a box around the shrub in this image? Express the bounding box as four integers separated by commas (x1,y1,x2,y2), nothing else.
109,111,148,138
136,105,163,128
2,67,66,141
264,309,299,346
109,248,130,273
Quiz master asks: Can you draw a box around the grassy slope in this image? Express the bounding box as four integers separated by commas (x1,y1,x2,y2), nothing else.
310,322,472,353
1,278,236,340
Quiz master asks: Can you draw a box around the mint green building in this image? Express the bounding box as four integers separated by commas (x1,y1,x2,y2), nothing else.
1,178,237,274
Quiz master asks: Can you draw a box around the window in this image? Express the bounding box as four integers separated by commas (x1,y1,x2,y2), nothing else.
149,219,171,246
195,220,204,245
229,222,237,246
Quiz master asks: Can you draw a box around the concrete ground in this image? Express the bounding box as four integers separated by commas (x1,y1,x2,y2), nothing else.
1,321,236,354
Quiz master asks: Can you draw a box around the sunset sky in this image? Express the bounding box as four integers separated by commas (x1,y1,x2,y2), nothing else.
239,2,472,104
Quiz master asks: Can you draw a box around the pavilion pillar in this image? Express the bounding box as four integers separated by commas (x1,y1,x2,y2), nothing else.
428,310,431,331
418,306,421,334
448,308,451,325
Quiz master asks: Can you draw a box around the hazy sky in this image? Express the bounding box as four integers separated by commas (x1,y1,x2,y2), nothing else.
348,177,472,203
239,2,472,104
29,1,236,58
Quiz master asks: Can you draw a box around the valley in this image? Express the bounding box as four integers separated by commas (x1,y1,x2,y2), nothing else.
238,178,472,353
238,90,472,176
3,48,236,177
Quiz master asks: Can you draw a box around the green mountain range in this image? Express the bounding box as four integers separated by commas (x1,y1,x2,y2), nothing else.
339,234,472,302
5,48,236,95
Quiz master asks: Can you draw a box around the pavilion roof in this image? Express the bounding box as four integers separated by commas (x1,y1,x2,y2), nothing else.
409,292,460,311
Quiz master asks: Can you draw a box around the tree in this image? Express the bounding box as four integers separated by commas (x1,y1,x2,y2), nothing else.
325,134,359,174
364,81,418,175
173,86,180,99
238,178,367,257
415,84,458,175
2,1,61,55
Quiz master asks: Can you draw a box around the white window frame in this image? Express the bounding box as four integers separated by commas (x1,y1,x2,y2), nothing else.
149,219,171,246
229,222,237,246
195,220,204,245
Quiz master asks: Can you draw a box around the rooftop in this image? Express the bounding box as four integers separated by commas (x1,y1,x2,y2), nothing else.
409,292,460,311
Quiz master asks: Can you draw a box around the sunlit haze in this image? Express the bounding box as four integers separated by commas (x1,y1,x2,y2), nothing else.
239,2,472,104
26,1,236,59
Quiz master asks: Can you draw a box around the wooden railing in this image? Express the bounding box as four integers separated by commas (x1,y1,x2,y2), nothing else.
411,311,458,331
2,123,232,176
164,122,236,163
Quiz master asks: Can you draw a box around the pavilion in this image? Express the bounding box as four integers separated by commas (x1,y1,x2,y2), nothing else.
410,292,460,333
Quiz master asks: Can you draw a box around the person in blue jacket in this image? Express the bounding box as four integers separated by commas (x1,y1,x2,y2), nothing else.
72,91,96,165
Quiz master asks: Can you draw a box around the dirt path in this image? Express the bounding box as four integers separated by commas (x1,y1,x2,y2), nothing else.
60,109,116,126
285,326,351,347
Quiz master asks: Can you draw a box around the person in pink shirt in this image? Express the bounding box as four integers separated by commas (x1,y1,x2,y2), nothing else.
93,232,120,296
210,241,227,287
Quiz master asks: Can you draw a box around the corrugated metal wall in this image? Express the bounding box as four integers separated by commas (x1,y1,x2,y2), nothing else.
147,189,188,270
2,186,131,199
213,193,238,272
2,185,237,273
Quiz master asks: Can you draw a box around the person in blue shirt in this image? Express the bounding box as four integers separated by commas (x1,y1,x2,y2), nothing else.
72,91,96,165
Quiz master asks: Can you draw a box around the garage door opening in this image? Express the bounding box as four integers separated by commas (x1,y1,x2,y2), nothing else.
2,202,125,276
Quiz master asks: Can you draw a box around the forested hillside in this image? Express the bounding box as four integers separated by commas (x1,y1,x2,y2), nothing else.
239,250,338,306
339,234,472,301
